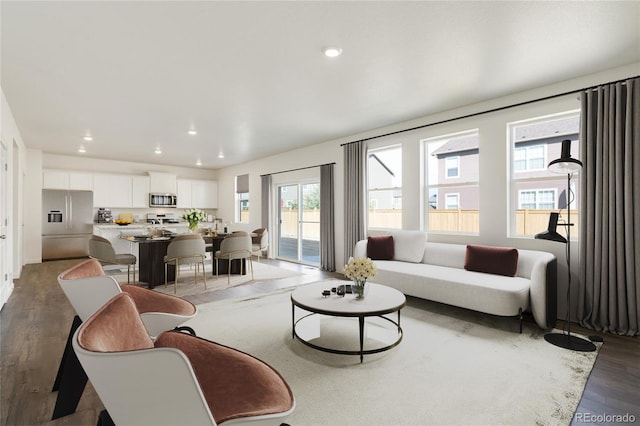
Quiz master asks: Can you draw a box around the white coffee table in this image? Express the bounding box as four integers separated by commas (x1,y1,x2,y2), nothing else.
291,280,406,363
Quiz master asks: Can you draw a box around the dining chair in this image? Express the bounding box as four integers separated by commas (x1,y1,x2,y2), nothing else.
52,258,197,420
251,229,269,262
215,233,254,285
164,234,207,294
73,292,295,426
88,234,137,283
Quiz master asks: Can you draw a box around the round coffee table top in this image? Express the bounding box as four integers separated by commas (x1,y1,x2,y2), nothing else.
291,280,406,317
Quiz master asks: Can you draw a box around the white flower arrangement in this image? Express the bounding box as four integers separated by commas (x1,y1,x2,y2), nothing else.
343,257,377,282
182,208,206,230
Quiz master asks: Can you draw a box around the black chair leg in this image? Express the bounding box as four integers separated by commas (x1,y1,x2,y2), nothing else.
52,315,82,391
97,410,115,426
51,316,89,420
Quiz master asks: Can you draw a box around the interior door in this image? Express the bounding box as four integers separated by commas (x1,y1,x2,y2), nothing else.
277,182,320,265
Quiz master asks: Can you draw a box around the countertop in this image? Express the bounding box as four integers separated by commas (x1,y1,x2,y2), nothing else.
94,223,189,229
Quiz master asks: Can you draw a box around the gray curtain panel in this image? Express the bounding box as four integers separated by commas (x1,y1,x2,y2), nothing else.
343,141,367,264
578,77,640,336
261,174,272,230
320,164,336,271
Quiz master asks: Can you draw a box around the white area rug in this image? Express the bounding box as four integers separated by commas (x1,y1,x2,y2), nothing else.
107,261,303,297
184,286,601,426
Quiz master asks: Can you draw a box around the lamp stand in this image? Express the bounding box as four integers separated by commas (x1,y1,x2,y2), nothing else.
543,173,596,352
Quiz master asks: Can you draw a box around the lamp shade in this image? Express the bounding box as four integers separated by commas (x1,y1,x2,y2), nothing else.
548,139,582,174
534,212,567,243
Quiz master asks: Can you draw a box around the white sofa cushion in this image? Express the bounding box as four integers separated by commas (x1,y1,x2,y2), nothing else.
389,230,426,263
372,261,530,317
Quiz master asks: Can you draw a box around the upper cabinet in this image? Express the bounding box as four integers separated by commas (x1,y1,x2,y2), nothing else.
177,179,218,209
93,174,132,208
43,169,93,190
148,172,177,194
132,176,150,208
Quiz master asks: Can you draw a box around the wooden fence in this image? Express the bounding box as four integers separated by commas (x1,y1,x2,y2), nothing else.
371,208,578,237
276,208,579,238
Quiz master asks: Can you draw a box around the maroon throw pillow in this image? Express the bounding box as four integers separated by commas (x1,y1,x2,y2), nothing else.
464,245,519,277
367,236,394,260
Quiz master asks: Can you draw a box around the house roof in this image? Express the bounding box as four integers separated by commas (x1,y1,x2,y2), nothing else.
431,135,479,157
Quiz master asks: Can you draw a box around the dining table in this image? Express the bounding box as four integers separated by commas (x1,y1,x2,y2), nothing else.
123,233,247,289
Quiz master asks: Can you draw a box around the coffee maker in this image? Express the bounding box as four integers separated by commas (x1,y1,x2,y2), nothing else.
97,208,113,223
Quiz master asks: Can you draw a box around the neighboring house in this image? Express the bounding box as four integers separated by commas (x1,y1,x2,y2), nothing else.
430,116,579,211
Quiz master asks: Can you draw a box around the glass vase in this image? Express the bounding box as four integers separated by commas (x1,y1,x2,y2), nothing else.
352,279,367,299
188,221,199,232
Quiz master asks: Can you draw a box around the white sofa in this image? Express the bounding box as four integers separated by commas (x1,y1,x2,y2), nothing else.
353,231,557,330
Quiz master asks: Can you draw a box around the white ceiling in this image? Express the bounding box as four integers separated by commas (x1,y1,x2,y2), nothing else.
2,1,639,169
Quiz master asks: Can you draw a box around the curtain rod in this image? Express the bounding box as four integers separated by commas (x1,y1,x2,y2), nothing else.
340,75,639,147
261,162,336,177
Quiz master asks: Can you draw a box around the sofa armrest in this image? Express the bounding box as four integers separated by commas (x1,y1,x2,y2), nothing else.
354,240,368,258
528,255,557,330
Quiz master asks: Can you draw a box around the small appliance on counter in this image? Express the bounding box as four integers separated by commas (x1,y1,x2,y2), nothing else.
97,208,113,223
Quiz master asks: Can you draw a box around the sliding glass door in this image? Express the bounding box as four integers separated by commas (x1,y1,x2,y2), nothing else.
277,182,320,265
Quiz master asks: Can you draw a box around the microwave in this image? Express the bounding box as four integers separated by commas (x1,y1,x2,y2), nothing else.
149,193,177,208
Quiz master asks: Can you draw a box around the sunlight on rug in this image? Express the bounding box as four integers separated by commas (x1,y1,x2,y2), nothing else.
184,287,602,426
106,261,303,297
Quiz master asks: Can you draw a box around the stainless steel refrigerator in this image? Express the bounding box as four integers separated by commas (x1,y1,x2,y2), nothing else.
42,189,94,260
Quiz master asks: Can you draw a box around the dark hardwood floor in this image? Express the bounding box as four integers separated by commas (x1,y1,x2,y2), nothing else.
1,259,638,425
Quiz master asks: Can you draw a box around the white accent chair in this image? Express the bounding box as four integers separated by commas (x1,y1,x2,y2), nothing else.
215,232,254,285
73,293,295,426
251,229,269,262
88,234,137,283
52,258,197,420
164,234,207,294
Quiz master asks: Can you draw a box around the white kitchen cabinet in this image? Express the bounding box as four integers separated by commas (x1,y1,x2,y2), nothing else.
93,174,111,207
43,169,93,190
132,176,150,208
177,179,217,208
93,174,133,208
68,172,93,190
148,172,177,194
177,179,192,208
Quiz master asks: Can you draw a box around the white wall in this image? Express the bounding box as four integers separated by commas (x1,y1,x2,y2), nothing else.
1,88,28,307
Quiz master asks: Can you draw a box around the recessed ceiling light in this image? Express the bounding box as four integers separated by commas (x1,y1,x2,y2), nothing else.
83,135,93,142
218,152,225,159
154,148,162,155
322,46,342,58
78,146,86,153
196,159,202,166
188,130,198,135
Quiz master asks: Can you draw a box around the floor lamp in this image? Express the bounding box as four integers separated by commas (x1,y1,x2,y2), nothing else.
534,139,596,352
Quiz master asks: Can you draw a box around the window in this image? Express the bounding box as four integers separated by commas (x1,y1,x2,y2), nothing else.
518,189,557,210
514,145,546,172
509,111,580,238
445,193,460,209
446,157,459,178
368,145,402,229
235,174,249,222
423,130,479,234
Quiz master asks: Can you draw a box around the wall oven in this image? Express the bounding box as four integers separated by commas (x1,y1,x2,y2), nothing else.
149,193,177,208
